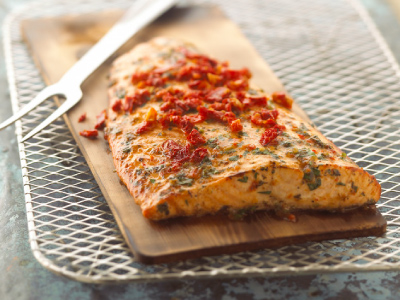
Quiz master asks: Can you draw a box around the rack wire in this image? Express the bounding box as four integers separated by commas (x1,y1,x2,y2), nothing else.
4,0,400,283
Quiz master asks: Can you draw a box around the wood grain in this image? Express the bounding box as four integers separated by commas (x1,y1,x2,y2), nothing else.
21,5,386,264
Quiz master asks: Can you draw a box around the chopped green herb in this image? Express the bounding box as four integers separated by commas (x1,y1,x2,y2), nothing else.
150,179,156,184
293,123,311,138
156,164,165,172
248,88,258,95
326,169,341,176
115,88,126,99
173,174,194,186
299,123,309,132
206,137,218,148
310,135,328,148
223,149,237,155
157,203,169,215
230,206,257,220
256,181,267,187
179,178,194,186
110,127,122,135
351,182,358,193
238,176,248,183
122,147,131,154
307,178,321,190
125,132,135,142
238,131,249,137
252,148,279,159
318,153,329,160
108,79,117,87
252,148,263,155
258,191,271,195
229,155,240,161
337,182,346,186
202,167,219,178
297,148,316,158
218,134,226,141
144,164,165,174
303,167,322,191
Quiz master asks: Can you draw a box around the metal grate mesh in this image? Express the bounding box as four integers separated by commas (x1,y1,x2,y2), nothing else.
4,0,400,283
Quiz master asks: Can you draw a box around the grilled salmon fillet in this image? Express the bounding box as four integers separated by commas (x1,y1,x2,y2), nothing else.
105,37,381,220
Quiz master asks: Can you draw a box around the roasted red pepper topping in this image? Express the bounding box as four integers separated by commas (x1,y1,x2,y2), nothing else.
261,109,279,120
272,92,293,109
111,99,122,112
160,114,195,134
184,51,218,68
161,139,208,168
229,119,243,132
159,110,182,129
187,129,206,147
184,114,205,124
179,116,195,134
250,113,263,126
78,113,86,123
260,126,279,146
259,124,285,146
298,134,307,140
136,121,154,134
226,79,248,91
131,71,149,84
131,71,166,87
190,148,209,163
198,106,243,132
125,48,290,150
209,102,227,111
160,93,201,114
243,95,267,108
198,106,224,121
188,80,209,90
161,140,191,163
79,129,98,139
205,87,231,102
123,89,150,112
221,68,251,81
95,110,107,130
251,109,279,127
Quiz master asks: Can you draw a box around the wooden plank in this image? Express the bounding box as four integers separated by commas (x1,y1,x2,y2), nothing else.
21,5,386,264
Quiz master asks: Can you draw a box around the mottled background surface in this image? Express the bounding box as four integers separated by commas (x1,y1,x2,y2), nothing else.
1,0,400,299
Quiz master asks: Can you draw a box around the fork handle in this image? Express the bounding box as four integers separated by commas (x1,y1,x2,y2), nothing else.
0,0,176,132
60,0,177,86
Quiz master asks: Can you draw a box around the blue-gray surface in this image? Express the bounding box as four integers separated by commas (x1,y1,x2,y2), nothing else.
1,0,400,299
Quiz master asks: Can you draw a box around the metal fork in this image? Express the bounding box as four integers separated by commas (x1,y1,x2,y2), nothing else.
0,0,177,142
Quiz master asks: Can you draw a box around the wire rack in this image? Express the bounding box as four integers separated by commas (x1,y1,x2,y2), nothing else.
3,0,400,283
